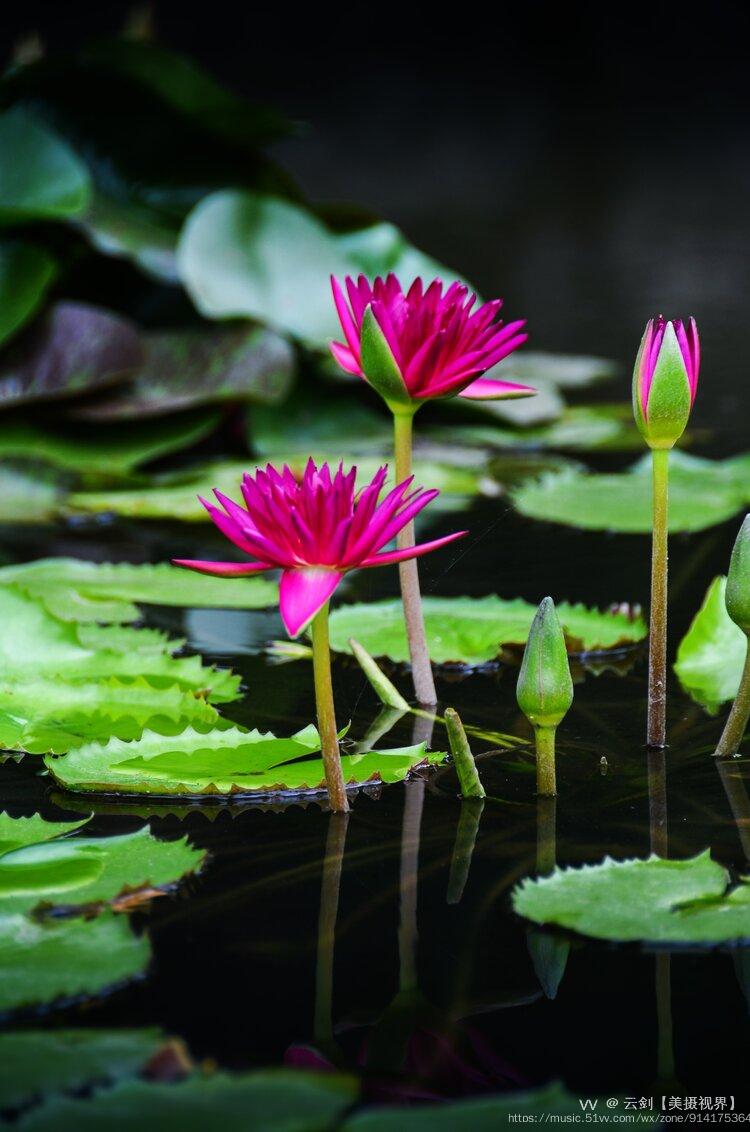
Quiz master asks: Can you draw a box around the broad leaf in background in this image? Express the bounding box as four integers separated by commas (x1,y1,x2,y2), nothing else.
0,302,143,409
674,576,748,712
76,192,180,283
46,727,445,796
0,464,65,523
0,107,90,222
496,350,617,389
0,411,220,476
327,596,648,666
431,404,642,453
71,325,295,420
0,586,240,701
514,851,750,944
336,221,456,284
249,390,391,457
16,1071,357,1132
0,243,57,347
0,559,277,622
344,1082,582,1129
512,452,749,533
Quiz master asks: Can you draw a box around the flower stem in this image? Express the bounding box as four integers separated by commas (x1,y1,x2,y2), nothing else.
714,636,750,758
310,602,349,813
647,447,670,748
535,725,557,796
392,407,437,705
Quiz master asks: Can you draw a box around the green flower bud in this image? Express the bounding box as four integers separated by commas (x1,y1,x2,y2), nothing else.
632,316,699,450
726,515,750,634
516,597,574,729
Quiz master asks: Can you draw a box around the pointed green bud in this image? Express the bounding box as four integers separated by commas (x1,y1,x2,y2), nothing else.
444,707,485,799
348,637,410,710
360,305,412,409
726,515,750,635
632,317,699,450
516,597,574,729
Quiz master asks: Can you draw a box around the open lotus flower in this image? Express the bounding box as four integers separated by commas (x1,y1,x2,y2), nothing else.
330,274,533,407
632,316,699,448
174,460,466,637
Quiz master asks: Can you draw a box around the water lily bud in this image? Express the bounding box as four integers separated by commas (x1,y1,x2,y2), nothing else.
726,515,750,634
632,316,699,449
516,597,573,729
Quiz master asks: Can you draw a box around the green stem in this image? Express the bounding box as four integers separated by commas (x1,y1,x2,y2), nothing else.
715,636,750,758
647,448,670,748
535,725,557,796
536,796,557,875
392,407,437,705
310,603,348,813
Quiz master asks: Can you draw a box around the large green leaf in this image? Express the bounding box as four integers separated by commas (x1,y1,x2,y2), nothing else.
0,559,277,623
336,221,457,285
431,404,642,453
0,1028,165,1114
0,814,89,858
344,1082,582,1130
0,302,143,409
71,326,295,421
0,586,240,702
17,1071,357,1132
76,192,180,283
327,596,647,666
249,392,391,457
514,851,750,944
46,727,445,797
0,242,57,347
674,576,748,712
0,463,66,523
512,452,749,533
496,350,617,390
0,108,90,222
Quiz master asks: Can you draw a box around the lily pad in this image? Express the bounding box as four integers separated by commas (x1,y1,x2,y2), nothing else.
76,192,180,283
0,586,240,702
674,576,748,713
71,326,295,421
0,242,57,347
0,814,89,858
0,464,66,523
45,727,446,797
327,596,648,666
336,221,458,286
512,452,750,533
514,851,750,944
431,405,642,453
0,108,90,223
0,302,143,409
0,559,277,623
496,350,617,390
344,1082,582,1129
16,1071,357,1132
249,392,391,457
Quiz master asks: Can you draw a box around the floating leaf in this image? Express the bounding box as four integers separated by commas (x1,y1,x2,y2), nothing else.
0,108,90,222
46,726,445,797
512,452,749,533
431,405,642,453
0,242,57,347
0,814,89,858
336,221,457,285
496,350,617,390
72,326,295,421
344,1082,582,1129
0,559,277,623
16,1071,357,1132
76,192,179,283
513,851,750,944
0,587,240,702
0,464,66,523
327,596,647,667
674,576,748,712
249,392,391,457
0,411,220,476
0,302,143,409
0,1028,165,1114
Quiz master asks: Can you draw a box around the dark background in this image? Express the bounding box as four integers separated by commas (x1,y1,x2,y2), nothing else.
3,1,750,431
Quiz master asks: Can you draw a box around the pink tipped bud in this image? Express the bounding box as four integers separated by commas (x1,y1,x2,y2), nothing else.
632,316,700,449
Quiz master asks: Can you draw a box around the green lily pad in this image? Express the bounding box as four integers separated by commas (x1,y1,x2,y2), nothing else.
16,1071,357,1132
46,726,445,797
497,350,617,390
0,302,143,409
512,452,749,533
336,221,458,286
513,851,750,943
249,392,391,457
343,1082,582,1129
0,108,90,223
0,559,277,623
71,326,295,421
327,596,647,666
674,576,748,712
76,192,180,283
0,814,89,858
0,1028,165,1114
0,586,240,702
0,464,66,523
0,242,57,347
432,404,642,452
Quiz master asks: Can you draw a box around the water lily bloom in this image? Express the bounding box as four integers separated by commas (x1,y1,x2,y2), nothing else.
330,274,533,407
173,460,466,638
632,316,700,449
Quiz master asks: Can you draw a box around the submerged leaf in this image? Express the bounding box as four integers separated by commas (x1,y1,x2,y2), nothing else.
513,852,750,944
674,576,748,712
327,596,647,667
0,108,90,222
0,242,57,347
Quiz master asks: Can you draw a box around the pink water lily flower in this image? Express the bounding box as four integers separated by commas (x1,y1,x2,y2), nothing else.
174,460,466,637
330,274,533,403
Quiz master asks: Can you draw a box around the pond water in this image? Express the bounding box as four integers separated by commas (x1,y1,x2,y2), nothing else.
2,479,750,1109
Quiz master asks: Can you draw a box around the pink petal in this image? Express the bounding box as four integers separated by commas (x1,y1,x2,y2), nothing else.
172,559,272,577
458,378,537,400
279,568,344,638
330,275,361,354
329,340,362,376
361,529,467,567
